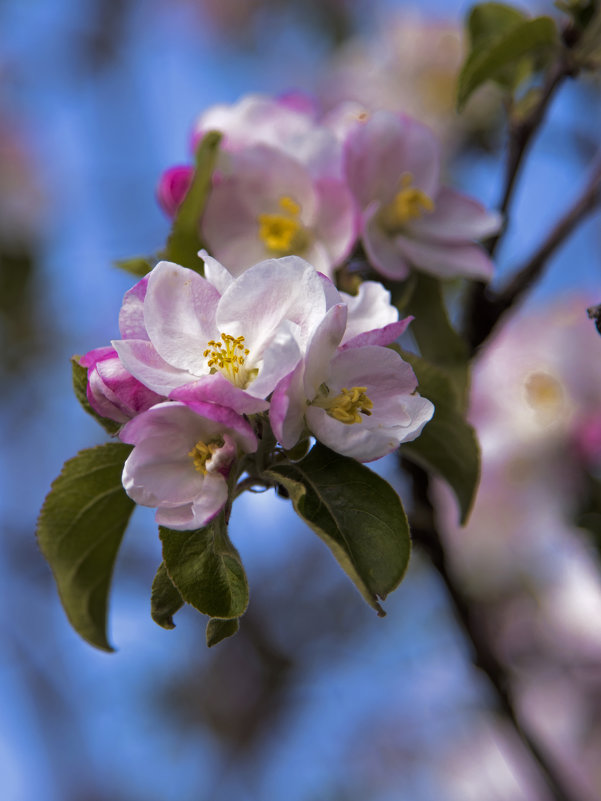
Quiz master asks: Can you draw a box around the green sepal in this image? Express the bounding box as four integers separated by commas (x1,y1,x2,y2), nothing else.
206,617,240,647
265,444,411,616
402,273,470,410
458,14,558,109
399,350,480,525
71,356,121,435
162,131,222,272
159,513,248,620
114,256,155,278
150,562,184,629
36,443,135,651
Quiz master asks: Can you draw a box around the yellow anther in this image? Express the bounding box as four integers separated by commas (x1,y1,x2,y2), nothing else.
278,195,301,216
381,172,435,232
204,332,249,384
321,386,374,425
188,438,223,475
257,195,308,255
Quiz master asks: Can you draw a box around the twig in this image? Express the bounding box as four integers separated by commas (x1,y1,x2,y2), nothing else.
463,38,578,349
465,151,601,351
405,460,582,801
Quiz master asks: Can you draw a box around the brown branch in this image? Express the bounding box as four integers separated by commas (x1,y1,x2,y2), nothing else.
465,151,601,352
405,460,583,801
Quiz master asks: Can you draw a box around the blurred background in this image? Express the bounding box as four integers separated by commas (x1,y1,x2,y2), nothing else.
1,0,601,799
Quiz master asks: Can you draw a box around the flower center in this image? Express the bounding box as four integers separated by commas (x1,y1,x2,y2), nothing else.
524,371,564,424
315,385,374,425
381,173,435,231
188,438,224,475
258,196,309,255
204,332,251,387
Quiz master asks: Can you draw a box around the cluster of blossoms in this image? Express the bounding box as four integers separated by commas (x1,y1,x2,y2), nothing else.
81,92,500,534
83,253,434,530
158,93,501,282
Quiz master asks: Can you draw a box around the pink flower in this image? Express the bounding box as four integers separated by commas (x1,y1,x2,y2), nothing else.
201,144,358,279
344,111,501,280
80,346,163,424
120,400,257,530
271,304,433,461
156,165,193,219
112,256,329,413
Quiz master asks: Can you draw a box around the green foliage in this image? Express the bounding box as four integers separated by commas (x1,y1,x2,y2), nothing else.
71,356,121,435
206,617,240,647
162,131,222,272
458,8,558,109
402,273,470,410
159,514,249,619
115,256,154,278
468,2,527,47
399,351,480,524
36,443,135,651
266,444,411,616
150,562,184,629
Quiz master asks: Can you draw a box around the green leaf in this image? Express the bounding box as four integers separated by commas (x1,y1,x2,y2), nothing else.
206,617,240,647
160,514,248,619
114,256,154,278
36,443,135,651
403,273,470,410
458,16,558,109
71,356,121,435
150,562,184,629
162,131,222,272
468,3,527,48
265,444,411,615
399,350,480,525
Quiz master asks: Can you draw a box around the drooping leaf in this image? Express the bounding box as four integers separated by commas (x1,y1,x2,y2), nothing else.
71,356,121,435
399,350,480,525
403,273,470,410
37,443,135,651
162,131,222,272
458,16,558,109
151,562,184,629
266,444,411,616
160,514,248,620
115,256,154,278
206,617,240,647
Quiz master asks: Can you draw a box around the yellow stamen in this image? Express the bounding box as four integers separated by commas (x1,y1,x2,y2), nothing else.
258,195,308,255
188,438,223,475
381,172,435,232
203,332,250,386
316,385,374,425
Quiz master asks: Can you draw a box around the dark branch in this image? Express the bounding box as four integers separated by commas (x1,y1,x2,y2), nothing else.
405,459,583,801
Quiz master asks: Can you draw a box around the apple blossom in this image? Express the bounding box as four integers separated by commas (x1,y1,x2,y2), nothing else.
343,110,501,281
112,256,329,412
191,92,342,178
201,144,357,279
120,400,257,530
271,304,433,462
80,346,164,424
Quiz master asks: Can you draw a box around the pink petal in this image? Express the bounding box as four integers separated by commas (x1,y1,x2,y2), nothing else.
410,186,502,243
395,234,495,280
170,374,269,416
144,261,220,372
